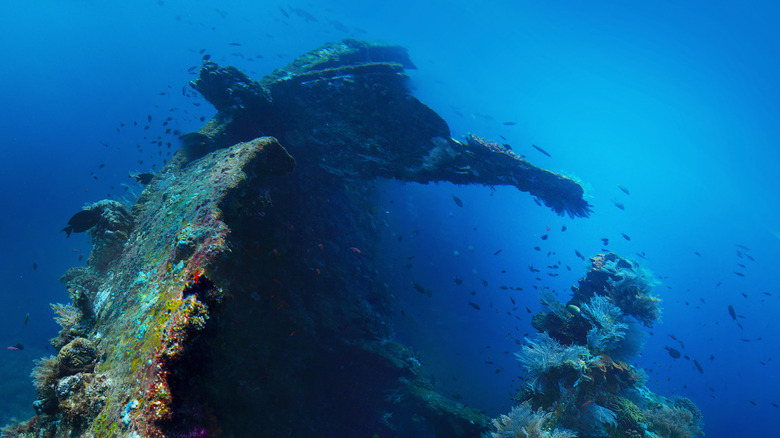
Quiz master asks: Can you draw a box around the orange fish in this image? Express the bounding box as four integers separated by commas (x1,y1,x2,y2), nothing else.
349,247,362,254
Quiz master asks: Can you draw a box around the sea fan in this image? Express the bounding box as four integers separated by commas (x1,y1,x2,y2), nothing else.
580,402,617,436
486,401,578,438
601,259,662,327
582,295,646,360
516,332,595,390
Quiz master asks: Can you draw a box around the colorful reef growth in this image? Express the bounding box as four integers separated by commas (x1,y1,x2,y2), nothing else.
487,253,703,438
2,40,595,438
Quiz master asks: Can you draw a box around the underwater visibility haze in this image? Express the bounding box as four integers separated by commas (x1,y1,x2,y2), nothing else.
1,1,779,437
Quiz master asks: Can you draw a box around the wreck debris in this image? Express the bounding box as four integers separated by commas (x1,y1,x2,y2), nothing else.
191,38,591,218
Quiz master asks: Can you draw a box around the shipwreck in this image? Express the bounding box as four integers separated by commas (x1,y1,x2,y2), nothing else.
4,39,593,438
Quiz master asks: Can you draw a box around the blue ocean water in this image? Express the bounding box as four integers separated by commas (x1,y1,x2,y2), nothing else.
1,1,778,436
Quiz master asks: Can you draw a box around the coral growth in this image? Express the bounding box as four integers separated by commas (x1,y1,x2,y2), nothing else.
581,296,646,360
644,397,703,438
486,401,577,438
49,303,86,350
493,253,702,438
84,199,133,270
517,332,596,380
601,258,662,327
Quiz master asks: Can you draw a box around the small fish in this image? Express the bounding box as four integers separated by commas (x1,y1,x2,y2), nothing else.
468,302,480,310
728,305,743,329
734,272,745,277
493,249,502,255
454,277,463,285
561,225,567,232
665,346,681,359
6,343,23,351
452,195,463,207
622,233,631,241
530,144,551,157
574,250,585,260
32,262,37,270
503,121,517,126
202,54,211,61
601,238,609,246
693,359,703,374
24,313,29,325
533,246,541,251
745,254,755,262
612,199,625,210
541,234,548,240
736,244,751,251
617,185,630,195
228,42,242,46
412,282,431,297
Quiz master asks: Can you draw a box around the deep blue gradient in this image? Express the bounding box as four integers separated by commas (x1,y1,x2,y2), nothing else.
2,1,778,435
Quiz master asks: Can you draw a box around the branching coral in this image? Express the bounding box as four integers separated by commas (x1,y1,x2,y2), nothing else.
516,332,597,392
517,333,594,376
31,355,59,396
581,296,646,360
644,398,703,438
486,401,577,438
50,303,85,350
601,259,662,327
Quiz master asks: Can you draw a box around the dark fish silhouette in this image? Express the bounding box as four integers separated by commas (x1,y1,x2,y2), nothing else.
693,359,703,374
736,244,751,251
622,233,631,241
62,209,101,237
493,249,502,255
601,238,609,246
180,132,212,159
468,302,480,310
453,277,463,285
132,173,155,185
32,262,37,270
728,305,743,329
574,250,585,260
503,121,517,126
734,272,745,277
617,185,630,195
612,199,625,210
452,195,463,207
531,144,551,157
665,346,681,358
24,313,29,325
